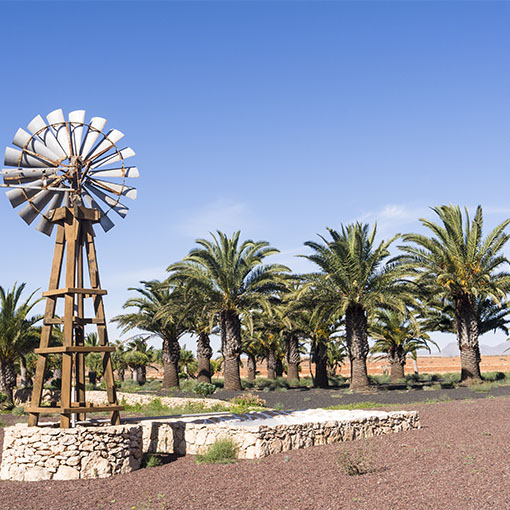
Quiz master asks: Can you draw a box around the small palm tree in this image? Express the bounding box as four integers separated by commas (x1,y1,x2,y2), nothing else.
168,231,289,390
302,223,409,389
370,309,437,382
0,283,41,406
111,340,128,382
398,205,510,382
85,332,102,385
125,337,154,384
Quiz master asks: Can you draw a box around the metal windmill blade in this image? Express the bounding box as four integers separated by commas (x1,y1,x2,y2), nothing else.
1,108,139,235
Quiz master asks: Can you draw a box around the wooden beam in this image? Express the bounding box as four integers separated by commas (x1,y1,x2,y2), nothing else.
42,288,107,297
43,317,106,325
35,346,116,354
25,405,124,414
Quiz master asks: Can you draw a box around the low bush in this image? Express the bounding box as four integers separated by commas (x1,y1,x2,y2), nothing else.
338,442,376,476
195,438,238,464
142,454,163,468
193,382,216,397
230,393,266,411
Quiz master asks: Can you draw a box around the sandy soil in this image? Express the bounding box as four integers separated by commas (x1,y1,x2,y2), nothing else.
1,396,510,510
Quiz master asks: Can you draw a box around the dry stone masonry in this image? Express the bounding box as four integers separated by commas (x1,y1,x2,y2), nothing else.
140,408,420,459
0,423,142,481
1,408,419,481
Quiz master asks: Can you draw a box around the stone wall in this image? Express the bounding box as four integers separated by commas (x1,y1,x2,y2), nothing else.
141,409,420,459
0,423,142,481
0,409,420,481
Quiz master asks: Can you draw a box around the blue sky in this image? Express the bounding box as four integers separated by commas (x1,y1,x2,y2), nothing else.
1,1,510,354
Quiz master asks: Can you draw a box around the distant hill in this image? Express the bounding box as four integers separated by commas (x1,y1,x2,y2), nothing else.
418,342,509,357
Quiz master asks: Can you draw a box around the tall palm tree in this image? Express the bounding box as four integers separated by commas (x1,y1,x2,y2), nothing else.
179,287,215,384
113,280,188,388
398,205,510,382
302,223,408,389
370,309,437,382
276,281,307,382
0,283,41,406
167,231,289,390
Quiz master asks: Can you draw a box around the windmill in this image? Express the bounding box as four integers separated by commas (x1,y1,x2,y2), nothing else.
1,109,139,427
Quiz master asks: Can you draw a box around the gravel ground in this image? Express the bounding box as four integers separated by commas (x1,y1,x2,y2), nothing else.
1,395,510,510
171,382,510,410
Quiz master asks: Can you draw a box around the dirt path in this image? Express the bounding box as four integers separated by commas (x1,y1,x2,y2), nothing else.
1,396,510,509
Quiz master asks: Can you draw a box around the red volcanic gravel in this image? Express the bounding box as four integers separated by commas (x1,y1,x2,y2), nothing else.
1,397,510,510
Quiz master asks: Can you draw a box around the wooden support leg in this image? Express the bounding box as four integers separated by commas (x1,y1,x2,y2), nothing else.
28,225,66,427
76,227,86,421
85,221,120,425
60,217,78,428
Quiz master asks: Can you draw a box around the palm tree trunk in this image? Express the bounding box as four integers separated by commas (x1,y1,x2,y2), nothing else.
266,349,277,380
162,336,180,388
314,342,329,388
221,309,242,391
0,360,17,407
389,347,406,383
286,334,300,381
19,356,29,388
275,358,284,377
346,304,370,390
456,295,482,383
118,368,125,382
197,333,213,383
389,360,405,382
247,354,256,381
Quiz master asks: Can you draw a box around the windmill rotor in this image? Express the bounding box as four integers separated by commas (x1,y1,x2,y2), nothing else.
2,108,138,236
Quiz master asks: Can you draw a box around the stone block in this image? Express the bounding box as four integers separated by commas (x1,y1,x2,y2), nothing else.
54,465,79,480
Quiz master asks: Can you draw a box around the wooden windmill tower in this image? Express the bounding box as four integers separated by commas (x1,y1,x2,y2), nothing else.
1,109,139,427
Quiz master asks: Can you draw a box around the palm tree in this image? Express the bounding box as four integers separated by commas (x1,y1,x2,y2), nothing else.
167,231,289,390
111,340,128,382
370,309,437,382
85,332,102,385
125,337,155,384
302,223,408,389
276,282,307,382
398,205,510,382
179,287,215,384
422,297,510,339
113,280,188,388
0,283,41,406
241,333,260,381
327,337,347,377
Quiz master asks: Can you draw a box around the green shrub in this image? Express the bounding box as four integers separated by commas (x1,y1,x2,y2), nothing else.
142,454,162,468
0,393,7,404
195,438,238,464
483,371,507,382
193,382,216,397
369,374,391,385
